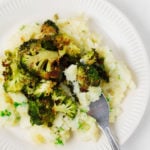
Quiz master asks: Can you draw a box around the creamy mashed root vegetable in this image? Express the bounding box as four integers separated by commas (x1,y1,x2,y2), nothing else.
0,15,135,145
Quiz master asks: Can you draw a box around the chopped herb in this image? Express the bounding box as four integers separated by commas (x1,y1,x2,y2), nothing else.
118,74,121,80
78,121,84,129
58,127,64,132
80,108,88,113
78,121,90,130
55,137,64,145
14,102,27,108
20,25,26,31
106,96,110,102
0,109,11,117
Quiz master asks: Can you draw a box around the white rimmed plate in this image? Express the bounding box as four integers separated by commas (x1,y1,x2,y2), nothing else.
0,0,150,150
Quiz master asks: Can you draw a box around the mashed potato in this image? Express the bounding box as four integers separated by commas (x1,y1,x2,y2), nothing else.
0,15,135,144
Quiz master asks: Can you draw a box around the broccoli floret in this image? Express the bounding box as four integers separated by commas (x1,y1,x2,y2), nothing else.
51,87,78,118
3,62,23,92
54,34,70,50
59,54,79,70
86,65,100,86
53,97,77,119
81,49,97,65
76,64,101,92
55,34,81,57
2,50,34,92
33,80,56,98
4,72,25,92
63,43,81,57
41,20,59,36
3,66,36,93
19,39,41,55
94,57,109,82
51,88,66,102
28,98,55,126
20,50,61,79
20,37,57,52
41,38,57,51
76,64,89,92
19,38,62,80
76,49,109,90
23,80,56,99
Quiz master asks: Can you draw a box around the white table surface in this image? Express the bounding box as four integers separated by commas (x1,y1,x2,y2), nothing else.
0,0,150,150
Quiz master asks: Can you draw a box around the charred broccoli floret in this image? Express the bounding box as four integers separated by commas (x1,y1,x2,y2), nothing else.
78,49,109,87
20,50,61,79
41,37,57,51
20,37,57,52
55,34,81,57
54,34,70,50
51,88,66,102
2,50,34,92
76,63,101,92
53,97,77,119
76,64,89,92
86,65,101,86
33,80,56,98
28,98,55,126
19,37,62,80
19,39,41,55
94,57,109,82
41,20,59,36
23,80,56,98
51,87,78,119
59,54,79,69
81,49,97,65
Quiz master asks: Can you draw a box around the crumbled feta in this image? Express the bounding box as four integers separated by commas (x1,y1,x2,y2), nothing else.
64,65,77,82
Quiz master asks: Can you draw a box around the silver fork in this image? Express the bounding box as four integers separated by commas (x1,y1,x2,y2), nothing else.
88,94,120,150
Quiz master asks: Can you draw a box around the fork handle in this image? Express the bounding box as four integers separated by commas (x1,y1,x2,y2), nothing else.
103,127,120,150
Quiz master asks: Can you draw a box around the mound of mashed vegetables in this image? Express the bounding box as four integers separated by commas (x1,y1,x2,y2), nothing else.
0,15,135,145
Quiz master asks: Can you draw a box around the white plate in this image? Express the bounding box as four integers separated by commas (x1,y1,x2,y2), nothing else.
0,0,150,150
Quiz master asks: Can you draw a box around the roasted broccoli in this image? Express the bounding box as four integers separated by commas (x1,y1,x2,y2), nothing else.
53,97,77,119
81,49,97,65
2,50,34,92
19,39,41,54
94,57,109,82
23,80,56,98
76,63,101,92
76,64,89,92
19,37,63,80
54,34,70,50
33,80,56,98
59,54,79,70
28,98,55,126
77,49,109,90
51,87,78,119
20,50,61,80
41,20,59,36
55,34,81,57
51,88,66,102
86,65,101,86
41,37,57,51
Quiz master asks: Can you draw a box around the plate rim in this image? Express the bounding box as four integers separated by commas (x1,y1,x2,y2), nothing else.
0,0,150,148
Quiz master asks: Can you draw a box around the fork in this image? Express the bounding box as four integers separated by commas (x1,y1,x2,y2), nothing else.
88,94,120,150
